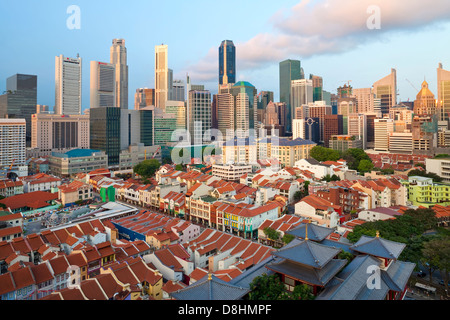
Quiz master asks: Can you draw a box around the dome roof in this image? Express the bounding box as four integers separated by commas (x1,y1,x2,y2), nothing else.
233,81,254,88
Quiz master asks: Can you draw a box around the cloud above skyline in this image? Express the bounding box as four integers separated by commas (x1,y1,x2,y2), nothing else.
180,0,450,88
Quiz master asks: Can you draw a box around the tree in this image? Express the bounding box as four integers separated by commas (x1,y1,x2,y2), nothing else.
358,159,374,174
175,164,184,172
322,174,341,182
264,227,281,242
280,284,315,300
343,148,372,171
282,234,295,245
408,170,443,183
249,274,286,300
422,236,450,292
435,154,450,159
134,159,161,180
310,146,341,162
338,251,354,267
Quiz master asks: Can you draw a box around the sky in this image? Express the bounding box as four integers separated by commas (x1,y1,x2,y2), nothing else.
1,0,450,111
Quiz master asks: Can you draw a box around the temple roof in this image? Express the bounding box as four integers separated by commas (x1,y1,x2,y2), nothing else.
170,274,249,300
316,255,416,300
287,223,334,242
272,238,342,269
350,235,406,260
266,257,347,287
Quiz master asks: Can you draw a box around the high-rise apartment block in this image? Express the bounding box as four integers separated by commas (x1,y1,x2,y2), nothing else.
0,119,26,167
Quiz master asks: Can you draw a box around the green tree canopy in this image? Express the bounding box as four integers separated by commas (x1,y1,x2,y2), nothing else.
249,274,315,300
310,146,341,162
422,236,450,291
342,148,372,171
408,169,443,183
133,159,161,180
358,159,374,174
264,227,281,242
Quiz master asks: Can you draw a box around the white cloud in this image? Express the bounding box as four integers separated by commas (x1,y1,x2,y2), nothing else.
181,0,450,85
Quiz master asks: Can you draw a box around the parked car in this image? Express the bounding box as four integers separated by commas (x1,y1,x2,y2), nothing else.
417,270,427,278
439,280,449,286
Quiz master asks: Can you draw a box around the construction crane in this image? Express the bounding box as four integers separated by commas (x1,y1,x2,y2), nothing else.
406,79,419,92
144,146,161,161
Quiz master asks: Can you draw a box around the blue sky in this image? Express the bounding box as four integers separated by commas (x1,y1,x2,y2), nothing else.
1,0,450,111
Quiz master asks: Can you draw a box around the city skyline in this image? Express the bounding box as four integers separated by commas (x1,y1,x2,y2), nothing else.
2,1,450,111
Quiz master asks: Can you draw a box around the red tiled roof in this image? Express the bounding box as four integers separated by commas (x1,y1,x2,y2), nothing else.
30,263,53,285
0,191,58,210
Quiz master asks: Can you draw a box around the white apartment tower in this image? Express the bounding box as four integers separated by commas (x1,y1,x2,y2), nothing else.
110,39,129,109
90,61,116,109
374,118,394,152
0,119,26,167
55,55,82,115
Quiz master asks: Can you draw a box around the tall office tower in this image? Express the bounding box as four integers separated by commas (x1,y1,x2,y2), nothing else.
55,55,82,115
110,39,129,109
295,104,309,120
189,90,212,144
264,101,279,126
323,115,344,148
172,80,185,102
331,94,339,115
134,88,155,110
219,40,236,85
165,100,186,130
257,91,274,124
374,118,394,151
168,69,174,103
120,109,141,150
414,81,437,116
231,81,258,139
277,102,287,136
90,107,121,166
366,113,377,149
353,88,375,114
291,79,313,118
373,98,383,118
216,92,235,140
293,118,320,143
437,63,450,122
373,68,397,117
280,59,302,134
155,44,170,109
90,61,116,109
337,97,357,135
348,114,367,149
309,101,332,143
0,74,37,147
139,107,153,147
0,119,26,167
310,74,323,102
32,114,90,153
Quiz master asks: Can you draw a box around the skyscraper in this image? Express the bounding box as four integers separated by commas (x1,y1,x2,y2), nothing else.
310,74,323,102
280,59,302,134
90,107,121,166
219,40,236,85
373,68,397,117
291,79,313,118
110,39,129,109
155,44,169,109
0,119,26,167
189,90,212,144
55,55,82,115
437,63,450,122
134,88,155,110
257,91,274,124
172,80,185,102
348,114,367,149
231,81,258,139
90,61,116,109
414,81,436,116
0,74,37,146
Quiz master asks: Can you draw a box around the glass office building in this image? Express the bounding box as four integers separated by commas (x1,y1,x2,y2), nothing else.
279,60,302,134
0,74,37,146
89,107,121,166
219,40,236,85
